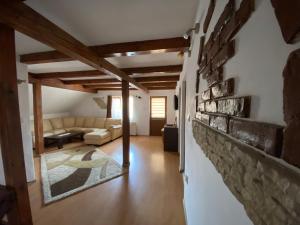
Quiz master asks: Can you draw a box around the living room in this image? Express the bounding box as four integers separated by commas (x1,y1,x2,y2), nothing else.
1,1,300,225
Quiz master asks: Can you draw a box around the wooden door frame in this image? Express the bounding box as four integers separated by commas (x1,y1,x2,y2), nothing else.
149,96,167,135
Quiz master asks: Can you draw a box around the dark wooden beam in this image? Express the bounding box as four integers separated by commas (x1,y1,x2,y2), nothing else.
142,82,177,87
147,87,176,90
122,65,182,74
29,71,106,79
63,75,180,85
20,38,190,64
85,81,177,89
29,75,97,93
0,23,33,225
29,65,183,79
122,80,130,167
32,81,44,155
136,75,180,83
0,1,147,92
97,88,137,91
106,95,112,118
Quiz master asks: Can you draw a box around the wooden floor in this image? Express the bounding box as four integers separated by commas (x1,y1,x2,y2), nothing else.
28,136,185,225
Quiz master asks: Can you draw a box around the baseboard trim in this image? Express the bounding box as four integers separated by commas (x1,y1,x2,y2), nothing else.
183,198,188,225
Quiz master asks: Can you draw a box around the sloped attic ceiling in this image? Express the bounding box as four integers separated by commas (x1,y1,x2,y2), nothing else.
28,85,95,116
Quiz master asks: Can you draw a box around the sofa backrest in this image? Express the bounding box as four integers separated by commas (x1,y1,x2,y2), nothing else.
105,118,122,129
94,118,106,128
63,117,75,128
31,116,121,132
43,119,53,132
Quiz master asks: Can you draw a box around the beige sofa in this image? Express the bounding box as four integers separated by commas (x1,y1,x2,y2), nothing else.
31,117,122,146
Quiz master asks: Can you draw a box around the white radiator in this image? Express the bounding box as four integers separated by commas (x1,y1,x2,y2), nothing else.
130,122,137,135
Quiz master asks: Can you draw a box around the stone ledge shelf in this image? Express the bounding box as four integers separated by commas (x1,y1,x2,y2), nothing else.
192,119,300,225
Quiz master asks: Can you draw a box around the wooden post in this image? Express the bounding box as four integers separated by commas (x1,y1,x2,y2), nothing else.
122,80,130,167
33,81,44,154
106,95,112,118
0,24,33,225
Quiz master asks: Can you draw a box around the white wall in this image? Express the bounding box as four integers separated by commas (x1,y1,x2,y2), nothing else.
71,89,177,135
0,60,35,184
180,1,300,225
28,84,93,118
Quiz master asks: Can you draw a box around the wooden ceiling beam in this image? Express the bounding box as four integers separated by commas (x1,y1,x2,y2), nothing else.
0,1,147,92
29,65,182,79
20,38,189,64
29,71,106,79
135,75,180,83
84,81,177,89
29,75,97,93
122,65,182,74
63,75,180,85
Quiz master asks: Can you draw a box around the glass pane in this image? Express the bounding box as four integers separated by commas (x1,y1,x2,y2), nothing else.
151,97,166,118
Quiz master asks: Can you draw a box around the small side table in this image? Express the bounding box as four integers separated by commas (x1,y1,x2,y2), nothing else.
162,124,178,152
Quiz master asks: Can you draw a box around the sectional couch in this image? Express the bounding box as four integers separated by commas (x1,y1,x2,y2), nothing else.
31,117,122,146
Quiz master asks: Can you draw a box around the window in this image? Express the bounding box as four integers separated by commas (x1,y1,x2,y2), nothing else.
151,97,166,119
112,96,122,119
111,96,134,120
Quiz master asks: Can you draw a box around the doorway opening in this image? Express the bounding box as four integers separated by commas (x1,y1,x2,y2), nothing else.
150,96,167,136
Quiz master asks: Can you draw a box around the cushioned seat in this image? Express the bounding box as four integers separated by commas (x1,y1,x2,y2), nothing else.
53,129,67,135
84,130,111,145
30,117,123,147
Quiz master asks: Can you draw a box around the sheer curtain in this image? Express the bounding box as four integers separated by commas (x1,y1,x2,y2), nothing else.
111,96,122,119
111,96,134,121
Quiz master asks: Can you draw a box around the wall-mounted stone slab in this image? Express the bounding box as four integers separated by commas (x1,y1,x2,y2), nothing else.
212,40,235,71
192,120,300,225
207,67,223,87
201,63,211,79
211,78,234,99
204,32,214,55
205,101,217,113
199,102,205,112
198,36,206,66
196,70,200,93
220,13,239,46
207,36,220,61
203,0,216,34
236,0,255,29
201,89,211,101
282,120,300,168
217,96,251,117
213,0,235,36
283,49,300,122
195,112,210,125
209,114,228,133
282,49,300,167
228,118,284,157
270,0,300,44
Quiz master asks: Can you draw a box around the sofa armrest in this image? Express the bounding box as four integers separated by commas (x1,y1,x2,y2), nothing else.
109,125,123,140
111,125,122,129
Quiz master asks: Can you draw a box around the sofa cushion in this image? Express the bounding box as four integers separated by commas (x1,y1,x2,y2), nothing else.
75,117,85,127
94,118,106,128
43,119,53,132
84,130,111,140
53,129,67,135
84,117,95,128
105,118,122,129
43,132,54,137
63,117,75,128
50,118,64,130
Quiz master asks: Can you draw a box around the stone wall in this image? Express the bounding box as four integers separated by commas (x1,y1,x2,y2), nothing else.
192,119,300,225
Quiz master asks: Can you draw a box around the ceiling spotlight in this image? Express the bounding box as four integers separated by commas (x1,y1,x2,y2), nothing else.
183,23,200,39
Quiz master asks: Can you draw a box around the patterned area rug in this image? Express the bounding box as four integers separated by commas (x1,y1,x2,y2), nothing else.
41,145,124,204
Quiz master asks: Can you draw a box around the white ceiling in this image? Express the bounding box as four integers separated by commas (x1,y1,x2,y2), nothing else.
16,0,198,74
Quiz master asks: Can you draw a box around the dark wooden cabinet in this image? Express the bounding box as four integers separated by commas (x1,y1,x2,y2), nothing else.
162,125,178,152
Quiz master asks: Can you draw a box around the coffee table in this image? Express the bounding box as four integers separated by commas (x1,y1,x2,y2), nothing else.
44,131,84,149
